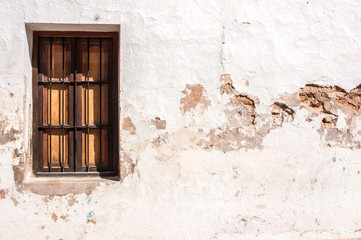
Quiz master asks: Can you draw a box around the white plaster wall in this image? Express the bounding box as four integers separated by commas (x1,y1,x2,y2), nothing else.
1,0,361,239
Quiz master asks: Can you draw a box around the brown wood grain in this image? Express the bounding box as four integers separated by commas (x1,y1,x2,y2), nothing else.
81,129,108,168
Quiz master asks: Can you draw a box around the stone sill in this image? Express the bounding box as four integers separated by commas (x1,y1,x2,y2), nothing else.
23,176,118,196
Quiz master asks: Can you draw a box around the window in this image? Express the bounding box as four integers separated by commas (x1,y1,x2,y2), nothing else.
32,32,119,176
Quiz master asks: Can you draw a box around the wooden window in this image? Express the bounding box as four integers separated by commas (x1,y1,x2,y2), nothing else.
32,32,119,176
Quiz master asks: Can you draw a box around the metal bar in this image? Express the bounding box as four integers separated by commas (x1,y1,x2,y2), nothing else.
61,37,65,172
74,38,77,172
49,37,53,172
36,171,114,176
38,124,111,129
86,38,90,172
77,81,108,84
99,38,102,171
38,81,109,85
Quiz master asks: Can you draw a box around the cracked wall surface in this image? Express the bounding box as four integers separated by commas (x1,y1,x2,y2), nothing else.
1,0,361,240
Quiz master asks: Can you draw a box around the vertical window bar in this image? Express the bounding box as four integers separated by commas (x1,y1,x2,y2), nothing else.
61,37,65,172
99,39,102,172
74,38,77,172
49,37,53,172
86,38,90,172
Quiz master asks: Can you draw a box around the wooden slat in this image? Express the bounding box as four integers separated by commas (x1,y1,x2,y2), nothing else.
43,129,69,168
52,41,63,79
88,85,100,125
75,72,83,172
89,40,100,81
81,86,86,125
42,87,48,124
81,129,108,168
102,85,108,124
46,85,68,125
101,39,108,82
80,85,108,125
38,38,71,81
40,38,50,81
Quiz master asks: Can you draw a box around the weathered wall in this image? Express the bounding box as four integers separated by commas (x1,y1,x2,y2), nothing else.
1,0,361,239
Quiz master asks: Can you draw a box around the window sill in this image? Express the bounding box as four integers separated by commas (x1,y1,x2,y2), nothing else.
22,176,118,196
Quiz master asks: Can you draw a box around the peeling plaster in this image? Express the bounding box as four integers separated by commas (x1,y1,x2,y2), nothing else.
180,84,210,114
122,116,136,135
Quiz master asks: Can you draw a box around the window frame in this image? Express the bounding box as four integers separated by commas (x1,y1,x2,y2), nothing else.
32,31,119,177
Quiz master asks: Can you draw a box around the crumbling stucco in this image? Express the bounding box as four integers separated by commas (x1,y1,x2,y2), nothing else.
297,84,361,149
271,102,294,128
220,74,259,127
299,84,361,125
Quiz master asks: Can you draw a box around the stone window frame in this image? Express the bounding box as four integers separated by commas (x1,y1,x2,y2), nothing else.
18,23,121,196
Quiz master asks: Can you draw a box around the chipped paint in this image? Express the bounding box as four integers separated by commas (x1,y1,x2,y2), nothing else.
0,189,6,199
51,213,58,222
122,116,136,135
67,196,78,207
153,117,166,130
180,84,210,114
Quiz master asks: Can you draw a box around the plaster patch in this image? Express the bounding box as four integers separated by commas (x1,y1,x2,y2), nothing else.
122,116,136,135
153,117,166,130
0,189,6,199
12,161,24,187
322,127,361,149
120,152,137,180
280,92,301,107
51,213,58,222
0,115,21,145
68,196,78,207
198,127,264,152
180,84,210,114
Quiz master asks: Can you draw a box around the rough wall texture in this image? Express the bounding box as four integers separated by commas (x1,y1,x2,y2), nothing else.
1,0,361,239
